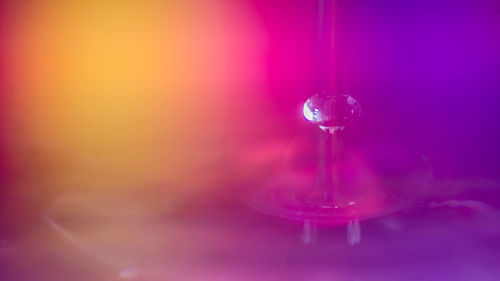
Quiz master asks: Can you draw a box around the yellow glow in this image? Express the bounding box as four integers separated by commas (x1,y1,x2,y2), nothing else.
2,0,266,209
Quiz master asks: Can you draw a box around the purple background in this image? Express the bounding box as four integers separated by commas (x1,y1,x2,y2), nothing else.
249,0,499,178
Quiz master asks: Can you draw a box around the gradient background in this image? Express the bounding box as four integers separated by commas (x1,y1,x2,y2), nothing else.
0,0,499,280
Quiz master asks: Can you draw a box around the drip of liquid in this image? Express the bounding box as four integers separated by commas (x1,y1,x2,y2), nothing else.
347,219,361,245
301,220,318,245
304,93,361,203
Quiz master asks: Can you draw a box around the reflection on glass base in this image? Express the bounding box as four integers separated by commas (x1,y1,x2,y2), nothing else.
243,173,419,225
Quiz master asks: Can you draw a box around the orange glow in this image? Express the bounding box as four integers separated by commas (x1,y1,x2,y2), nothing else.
1,0,268,220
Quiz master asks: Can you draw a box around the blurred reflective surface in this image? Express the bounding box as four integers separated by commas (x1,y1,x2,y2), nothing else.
1,178,500,281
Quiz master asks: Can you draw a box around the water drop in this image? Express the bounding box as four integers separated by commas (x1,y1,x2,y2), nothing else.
303,94,360,134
